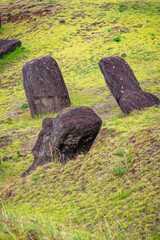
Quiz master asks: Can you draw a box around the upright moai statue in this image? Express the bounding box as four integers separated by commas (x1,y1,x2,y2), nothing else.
22,56,71,117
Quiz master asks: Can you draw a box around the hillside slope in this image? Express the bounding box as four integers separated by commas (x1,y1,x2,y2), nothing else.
0,0,160,239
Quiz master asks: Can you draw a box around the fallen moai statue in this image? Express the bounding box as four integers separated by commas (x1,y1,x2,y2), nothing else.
22,106,102,176
22,56,71,117
0,39,22,58
99,56,160,114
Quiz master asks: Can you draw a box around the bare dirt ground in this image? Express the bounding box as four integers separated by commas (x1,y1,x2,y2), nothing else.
0,0,60,24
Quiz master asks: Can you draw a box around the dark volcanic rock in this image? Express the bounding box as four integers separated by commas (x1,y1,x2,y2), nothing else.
50,107,102,160
99,56,160,114
42,117,54,129
99,56,141,103
60,19,65,23
0,39,22,58
22,107,102,176
121,53,126,58
119,90,160,115
22,56,71,117
22,117,55,176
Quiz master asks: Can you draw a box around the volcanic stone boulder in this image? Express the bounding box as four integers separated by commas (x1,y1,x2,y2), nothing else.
0,39,22,58
22,56,71,117
22,107,102,176
99,56,160,114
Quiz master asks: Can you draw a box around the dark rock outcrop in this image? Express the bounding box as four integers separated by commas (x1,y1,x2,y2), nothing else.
0,39,22,58
22,106,102,176
99,56,160,114
22,56,71,118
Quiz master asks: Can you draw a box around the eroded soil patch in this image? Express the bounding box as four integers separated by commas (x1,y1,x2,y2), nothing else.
0,1,60,24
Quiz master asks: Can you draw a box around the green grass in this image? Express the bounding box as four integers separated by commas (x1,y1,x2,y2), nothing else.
0,0,160,239
21,103,28,109
114,35,121,42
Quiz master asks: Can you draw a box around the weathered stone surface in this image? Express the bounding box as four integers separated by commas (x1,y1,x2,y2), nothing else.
0,39,22,58
99,56,160,114
22,56,71,117
119,90,160,115
99,56,141,102
22,107,102,176
22,117,55,176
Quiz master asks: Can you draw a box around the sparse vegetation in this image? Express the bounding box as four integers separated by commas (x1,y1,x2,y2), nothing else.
0,0,160,239
113,160,128,176
21,103,28,109
114,35,121,42
119,4,127,13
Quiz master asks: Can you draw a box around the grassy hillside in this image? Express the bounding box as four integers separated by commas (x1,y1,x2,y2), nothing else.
0,0,160,239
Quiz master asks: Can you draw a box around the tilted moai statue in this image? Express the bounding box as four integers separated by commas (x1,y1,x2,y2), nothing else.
99,56,160,114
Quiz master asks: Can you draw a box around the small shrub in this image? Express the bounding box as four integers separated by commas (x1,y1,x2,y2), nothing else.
115,148,123,157
126,153,134,163
119,189,132,199
114,36,121,42
113,161,128,176
121,53,126,58
119,5,127,12
149,33,154,36
102,120,106,126
116,113,124,118
131,3,139,10
31,175,39,181
15,150,22,162
109,128,115,133
21,103,28,109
